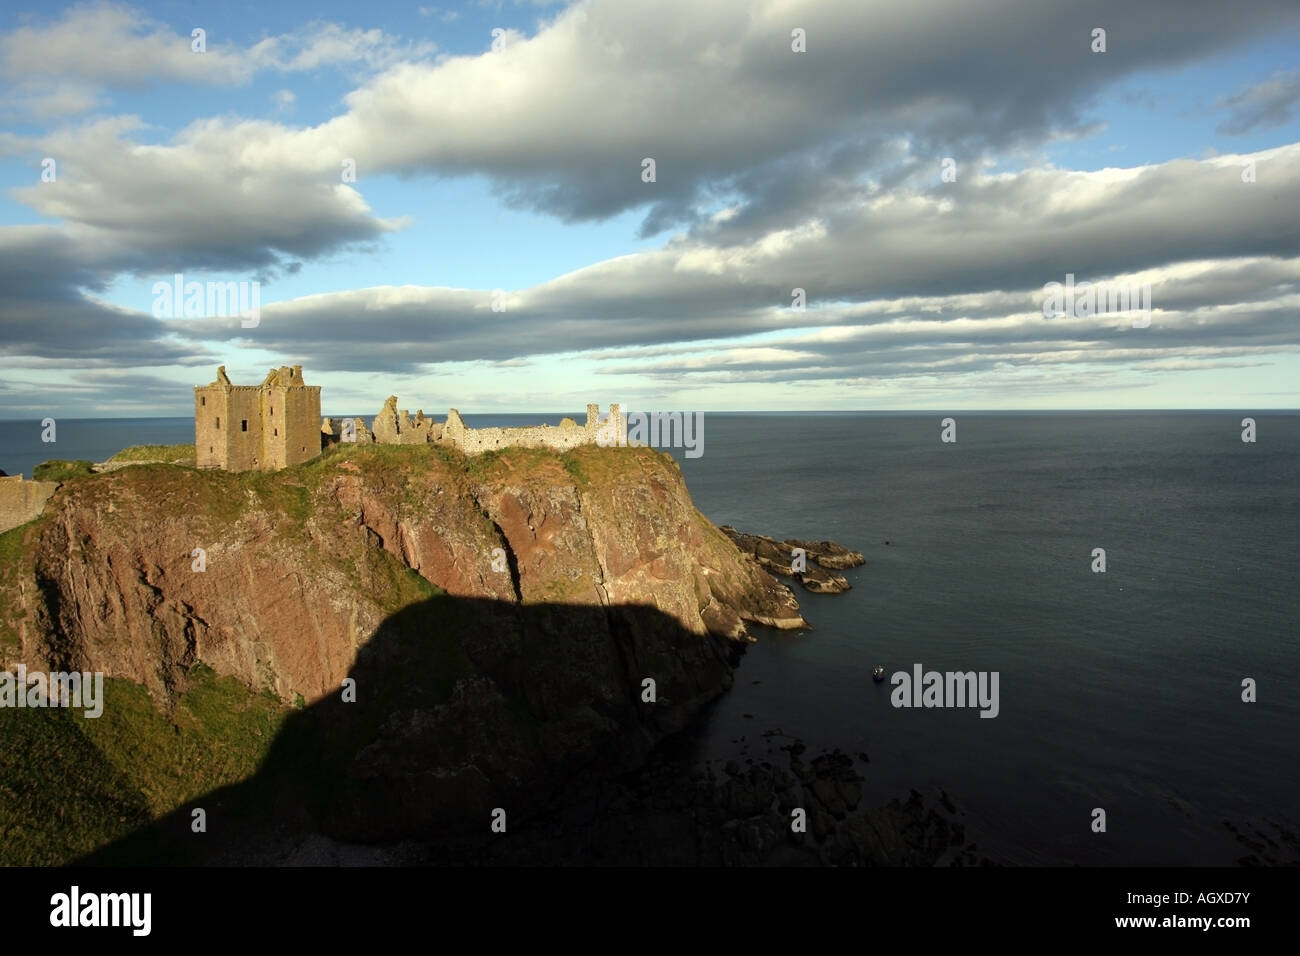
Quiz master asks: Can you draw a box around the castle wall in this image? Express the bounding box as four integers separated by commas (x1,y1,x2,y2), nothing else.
278,385,318,468
0,476,61,534
264,387,284,470
222,387,266,472
267,384,321,468
194,386,229,469
362,401,625,457
439,422,592,455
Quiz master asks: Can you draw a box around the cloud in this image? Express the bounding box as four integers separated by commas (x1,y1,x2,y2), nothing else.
2,0,1299,413
271,89,297,113
308,0,1300,236
0,3,437,102
147,146,1300,382
6,115,407,275
1216,69,1300,134
0,226,214,366
5,142,1293,378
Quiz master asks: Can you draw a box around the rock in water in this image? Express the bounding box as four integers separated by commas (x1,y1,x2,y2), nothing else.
718,526,863,593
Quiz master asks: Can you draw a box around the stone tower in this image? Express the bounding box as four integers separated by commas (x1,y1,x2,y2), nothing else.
194,365,322,472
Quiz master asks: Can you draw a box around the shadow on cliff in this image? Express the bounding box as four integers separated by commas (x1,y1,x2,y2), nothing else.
79,593,742,866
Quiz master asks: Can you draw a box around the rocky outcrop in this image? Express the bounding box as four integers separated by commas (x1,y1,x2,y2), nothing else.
720,526,865,594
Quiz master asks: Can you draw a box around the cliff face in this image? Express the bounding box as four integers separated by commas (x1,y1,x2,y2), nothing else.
0,443,806,849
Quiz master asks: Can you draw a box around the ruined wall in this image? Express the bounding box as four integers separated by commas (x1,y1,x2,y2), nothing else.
441,420,592,455
0,476,61,534
321,417,374,446
372,397,439,445
359,401,626,457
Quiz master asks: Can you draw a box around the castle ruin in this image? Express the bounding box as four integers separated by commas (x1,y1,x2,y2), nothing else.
194,365,322,472
195,364,628,472
323,398,628,456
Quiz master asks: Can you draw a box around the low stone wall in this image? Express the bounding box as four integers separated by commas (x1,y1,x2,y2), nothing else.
0,476,60,534
443,422,592,455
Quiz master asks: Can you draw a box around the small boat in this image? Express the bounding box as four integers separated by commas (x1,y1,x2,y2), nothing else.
872,665,886,682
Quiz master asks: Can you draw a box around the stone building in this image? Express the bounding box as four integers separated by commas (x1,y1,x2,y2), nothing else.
194,365,321,472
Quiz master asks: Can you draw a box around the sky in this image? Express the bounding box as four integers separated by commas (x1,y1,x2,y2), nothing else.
1,0,1298,417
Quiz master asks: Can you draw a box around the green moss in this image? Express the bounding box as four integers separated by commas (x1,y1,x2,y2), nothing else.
32,459,94,482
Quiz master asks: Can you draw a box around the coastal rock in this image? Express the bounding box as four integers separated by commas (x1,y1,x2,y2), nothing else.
719,526,863,594
784,538,866,570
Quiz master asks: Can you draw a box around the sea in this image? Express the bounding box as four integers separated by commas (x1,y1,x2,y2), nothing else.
2,411,1297,865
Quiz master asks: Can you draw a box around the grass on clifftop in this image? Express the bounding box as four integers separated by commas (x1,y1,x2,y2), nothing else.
32,459,95,482
108,443,195,464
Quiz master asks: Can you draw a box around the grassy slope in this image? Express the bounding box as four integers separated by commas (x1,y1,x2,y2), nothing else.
0,668,286,865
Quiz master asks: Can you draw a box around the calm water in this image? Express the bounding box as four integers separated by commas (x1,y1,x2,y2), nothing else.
663,413,1300,865
2,412,1297,864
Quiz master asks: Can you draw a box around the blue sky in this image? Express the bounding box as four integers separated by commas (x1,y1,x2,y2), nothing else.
1,0,1299,416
